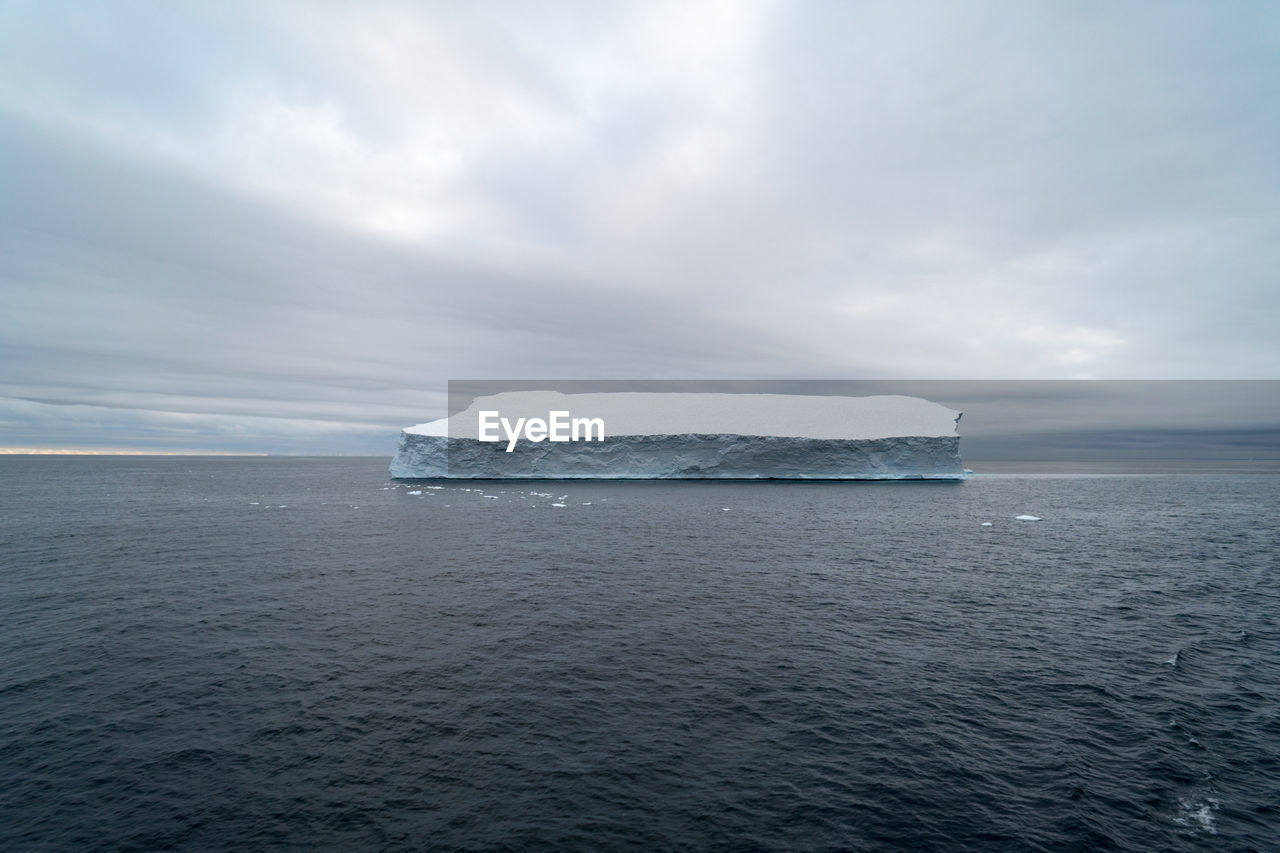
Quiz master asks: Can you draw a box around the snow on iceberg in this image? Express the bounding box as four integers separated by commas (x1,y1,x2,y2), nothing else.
390,390,965,480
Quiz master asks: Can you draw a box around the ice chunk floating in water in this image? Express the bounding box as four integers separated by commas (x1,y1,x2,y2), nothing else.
1176,796,1220,834
1015,515,1042,521
390,390,965,480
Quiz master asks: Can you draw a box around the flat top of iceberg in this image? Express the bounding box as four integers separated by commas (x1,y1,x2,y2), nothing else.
404,391,960,440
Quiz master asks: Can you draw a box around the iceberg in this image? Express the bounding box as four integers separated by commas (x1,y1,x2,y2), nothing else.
390,390,964,480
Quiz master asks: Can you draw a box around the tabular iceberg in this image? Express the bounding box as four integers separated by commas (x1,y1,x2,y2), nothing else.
390,391,964,480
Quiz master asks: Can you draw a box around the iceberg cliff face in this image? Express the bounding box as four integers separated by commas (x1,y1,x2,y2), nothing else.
390,391,964,480
390,432,963,479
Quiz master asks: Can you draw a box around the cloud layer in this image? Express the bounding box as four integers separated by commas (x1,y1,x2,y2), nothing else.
2,2,1277,451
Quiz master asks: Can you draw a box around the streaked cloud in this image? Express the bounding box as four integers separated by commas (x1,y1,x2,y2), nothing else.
1,2,1277,451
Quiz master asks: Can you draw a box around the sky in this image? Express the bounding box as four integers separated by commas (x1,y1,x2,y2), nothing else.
2,2,1278,454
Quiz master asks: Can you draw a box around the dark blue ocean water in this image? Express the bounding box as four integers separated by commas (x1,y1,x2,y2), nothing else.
1,457,1278,851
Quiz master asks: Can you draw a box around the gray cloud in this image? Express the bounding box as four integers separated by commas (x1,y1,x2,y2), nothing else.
1,2,1278,452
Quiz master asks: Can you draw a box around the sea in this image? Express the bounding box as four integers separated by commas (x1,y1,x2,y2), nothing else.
2,456,1277,851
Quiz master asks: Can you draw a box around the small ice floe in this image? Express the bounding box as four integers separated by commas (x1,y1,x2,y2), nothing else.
426,485,444,490
483,495,498,500
722,508,731,511
250,502,260,505
1015,514,1041,521
582,502,592,505
407,490,423,495
551,503,567,508
963,468,974,474
1175,796,1220,834
981,522,993,527
557,495,568,500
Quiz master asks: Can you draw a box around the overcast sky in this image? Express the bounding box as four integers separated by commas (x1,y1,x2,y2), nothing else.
2,2,1278,453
